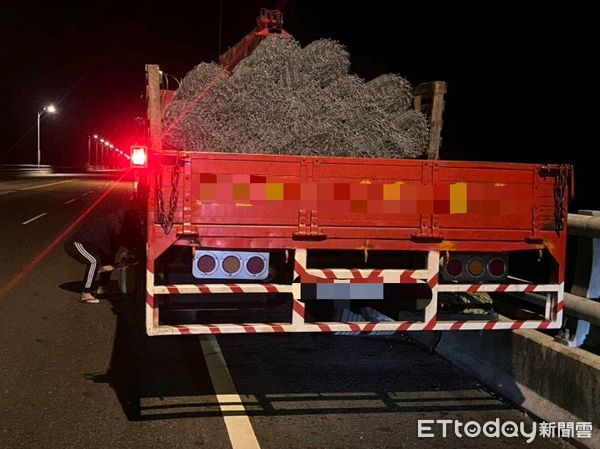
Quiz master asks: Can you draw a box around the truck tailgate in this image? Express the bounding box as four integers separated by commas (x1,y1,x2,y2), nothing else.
168,152,558,242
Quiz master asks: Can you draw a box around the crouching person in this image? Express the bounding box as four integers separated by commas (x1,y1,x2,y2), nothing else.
64,208,136,303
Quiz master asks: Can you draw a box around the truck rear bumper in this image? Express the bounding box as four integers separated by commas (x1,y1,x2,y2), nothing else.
145,249,564,336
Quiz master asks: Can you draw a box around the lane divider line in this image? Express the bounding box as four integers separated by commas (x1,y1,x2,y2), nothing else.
82,192,88,197
64,198,76,205
18,179,76,191
22,212,48,225
200,336,261,449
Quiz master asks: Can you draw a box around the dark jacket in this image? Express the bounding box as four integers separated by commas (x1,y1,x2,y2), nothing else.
68,210,127,264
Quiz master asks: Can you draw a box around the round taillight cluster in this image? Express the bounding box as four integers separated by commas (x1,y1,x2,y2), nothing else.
442,254,508,281
193,251,270,280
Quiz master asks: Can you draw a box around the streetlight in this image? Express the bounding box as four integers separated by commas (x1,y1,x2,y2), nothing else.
99,139,106,167
88,134,98,167
93,135,99,166
37,104,57,166
103,141,110,167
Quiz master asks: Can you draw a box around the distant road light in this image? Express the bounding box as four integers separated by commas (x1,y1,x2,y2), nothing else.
37,103,58,166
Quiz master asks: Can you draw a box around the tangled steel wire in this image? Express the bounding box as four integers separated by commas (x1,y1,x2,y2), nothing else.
163,35,429,158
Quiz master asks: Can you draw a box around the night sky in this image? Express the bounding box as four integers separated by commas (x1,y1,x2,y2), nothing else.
0,1,592,209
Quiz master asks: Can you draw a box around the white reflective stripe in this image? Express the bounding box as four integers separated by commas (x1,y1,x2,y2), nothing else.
75,242,97,289
75,243,96,289
76,243,98,289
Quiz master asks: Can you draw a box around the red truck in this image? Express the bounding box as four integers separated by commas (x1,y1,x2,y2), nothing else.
133,10,571,336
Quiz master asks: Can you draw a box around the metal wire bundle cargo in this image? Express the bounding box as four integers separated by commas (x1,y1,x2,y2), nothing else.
163,35,429,158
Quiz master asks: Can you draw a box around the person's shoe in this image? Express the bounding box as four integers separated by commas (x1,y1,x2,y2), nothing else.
80,292,100,304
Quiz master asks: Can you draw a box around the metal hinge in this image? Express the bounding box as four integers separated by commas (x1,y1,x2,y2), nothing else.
293,209,326,240
411,214,444,242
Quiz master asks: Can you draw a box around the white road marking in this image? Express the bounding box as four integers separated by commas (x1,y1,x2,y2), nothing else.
21,212,47,225
18,179,76,191
82,192,88,196
200,336,261,449
64,198,76,205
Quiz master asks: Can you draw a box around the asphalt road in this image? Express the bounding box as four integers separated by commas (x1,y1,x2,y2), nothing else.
0,173,574,449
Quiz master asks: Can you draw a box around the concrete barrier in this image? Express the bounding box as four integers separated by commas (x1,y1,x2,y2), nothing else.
412,329,600,448
0,164,53,177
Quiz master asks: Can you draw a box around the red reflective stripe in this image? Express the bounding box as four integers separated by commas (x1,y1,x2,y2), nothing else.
467,285,479,292
294,261,309,278
363,322,377,332
400,271,416,283
265,284,278,293
496,284,509,292
348,323,361,332
242,325,256,333
557,301,564,312
428,273,439,288
484,321,496,330
525,285,537,292
317,323,332,332
350,277,383,284
229,285,243,293
208,325,221,334
322,269,336,279
350,269,364,279
424,316,437,330
397,322,413,331
270,324,285,333
146,293,155,307
538,321,551,330
511,321,524,329
166,285,179,294
198,285,212,294
293,300,305,318
368,269,383,279
175,325,191,335
451,321,465,330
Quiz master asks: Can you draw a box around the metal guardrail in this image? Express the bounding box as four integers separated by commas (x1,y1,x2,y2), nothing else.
0,164,53,176
568,212,600,239
563,213,600,327
563,292,600,326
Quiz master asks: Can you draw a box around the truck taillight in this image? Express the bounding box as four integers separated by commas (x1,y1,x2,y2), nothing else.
488,258,507,278
131,146,147,167
445,258,463,278
441,254,508,283
192,250,270,280
246,256,266,275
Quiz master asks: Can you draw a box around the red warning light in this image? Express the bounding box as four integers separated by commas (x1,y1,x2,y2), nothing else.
131,146,147,167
